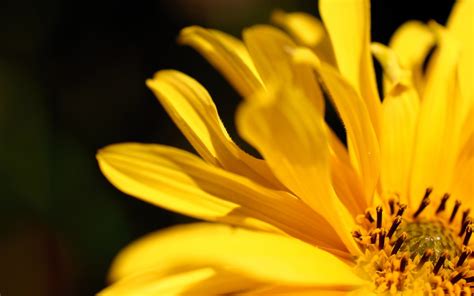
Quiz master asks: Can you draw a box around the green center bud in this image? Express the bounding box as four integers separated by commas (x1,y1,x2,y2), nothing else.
399,220,459,261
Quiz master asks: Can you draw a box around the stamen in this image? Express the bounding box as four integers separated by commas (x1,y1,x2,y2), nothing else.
465,276,474,283
449,200,461,223
435,193,450,214
371,232,377,244
433,251,449,274
423,187,433,198
378,229,386,250
365,210,374,223
418,248,433,269
352,230,362,240
450,271,466,284
352,230,362,242
463,225,472,246
391,232,407,255
413,191,431,219
376,206,383,228
456,247,471,267
459,218,471,237
396,203,407,217
400,254,408,272
388,199,395,215
387,216,402,239
462,209,470,225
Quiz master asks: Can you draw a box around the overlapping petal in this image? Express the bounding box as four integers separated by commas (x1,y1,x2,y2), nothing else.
243,25,324,113
106,223,363,288
293,49,380,206
242,286,375,296
371,44,420,203
179,26,263,97
450,109,474,208
100,267,266,296
380,86,420,204
271,10,337,67
147,70,281,188
270,10,324,48
409,24,461,206
97,143,346,250
236,82,360,255
319,0,381,136
371,42,412,94
388,21,435,94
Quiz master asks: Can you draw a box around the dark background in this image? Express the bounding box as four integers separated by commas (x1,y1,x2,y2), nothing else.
0,1,454,295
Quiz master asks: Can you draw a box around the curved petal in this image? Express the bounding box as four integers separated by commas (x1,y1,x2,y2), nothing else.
371,42,412,95
178,26,263,97
389,21,435,94
108,223,363,288
293,49,380,207
271,10,337,67
409,24,461,207
236,83,361,256
380,86,420,204
328,128,366,216
450,113,474,208
451,157,473,210
330,152,366,217
319,0,381,137
271,10,324,48
97,143,346,250
243,25,324,113
147,70,281,188
242,286,374,296
371,43,421,202
100,267,263,296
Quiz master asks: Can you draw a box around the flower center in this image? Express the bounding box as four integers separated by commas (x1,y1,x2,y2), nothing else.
400,220,460,261
353,188,473,294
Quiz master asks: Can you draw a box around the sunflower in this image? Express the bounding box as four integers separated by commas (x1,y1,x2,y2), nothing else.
97,0,473,295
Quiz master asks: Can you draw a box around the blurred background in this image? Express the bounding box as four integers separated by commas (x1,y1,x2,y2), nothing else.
0,0,454,295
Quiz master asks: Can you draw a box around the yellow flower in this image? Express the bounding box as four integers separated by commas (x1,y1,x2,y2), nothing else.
97,0,473,295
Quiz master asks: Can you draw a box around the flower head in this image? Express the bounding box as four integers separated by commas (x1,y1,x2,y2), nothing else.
97,0,473,294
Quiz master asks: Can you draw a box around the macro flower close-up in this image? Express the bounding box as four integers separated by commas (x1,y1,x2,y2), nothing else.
96,0,473,295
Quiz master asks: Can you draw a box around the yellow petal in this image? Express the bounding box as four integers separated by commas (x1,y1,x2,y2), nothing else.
389,21,435,94
371,43,421,202
330,151,367,217
97,143,346,250
293,49,380,206
380,85,420,204
448,0,474,106
319,0,381,136
271,10,324,48
147,69,280,188
451,156,473,209
100,267,263,296
236,83,361,256
178,26,263,97
409,24,461,206
108,223,363,288
243,25,324,112
271,10,337,67
328,127,366,216
371,42,412,94
450,113,473,207
241,286,374,296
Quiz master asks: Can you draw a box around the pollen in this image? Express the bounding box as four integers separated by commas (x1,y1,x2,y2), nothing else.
353,189,473,295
